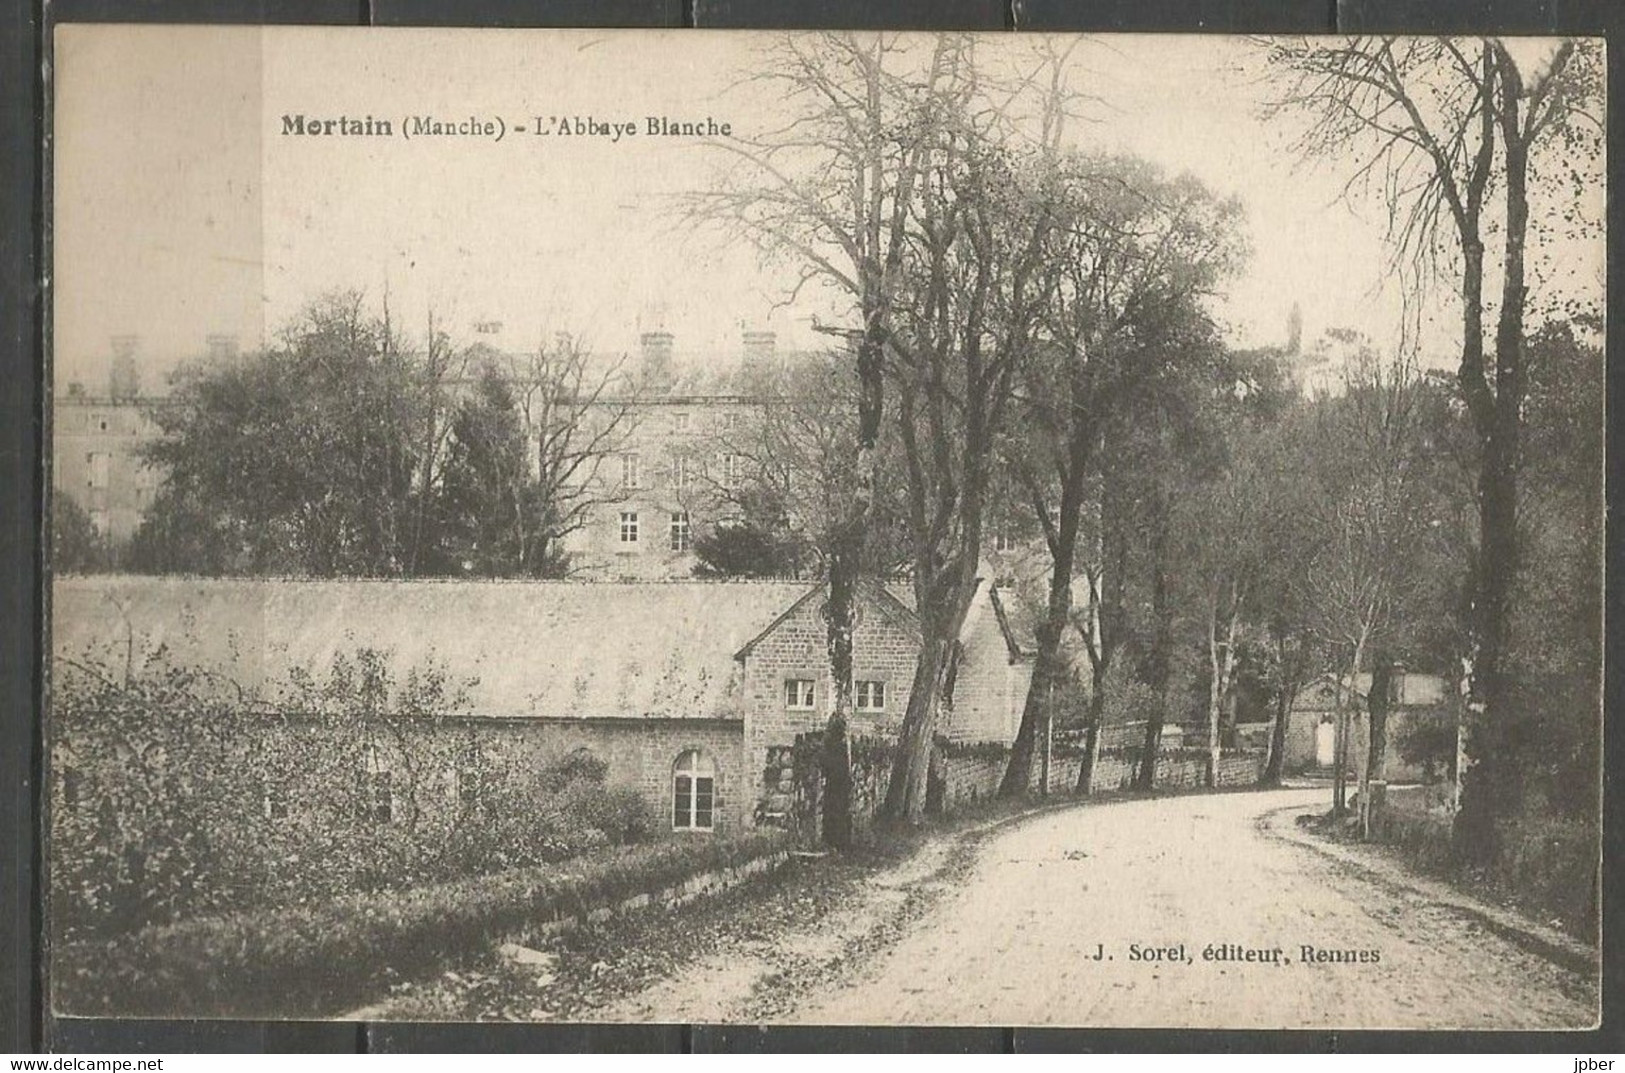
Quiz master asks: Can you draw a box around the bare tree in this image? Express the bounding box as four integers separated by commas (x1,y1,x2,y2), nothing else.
511,340,639,574
1262,34,1601,856
1299,350,1445,821
690,33,977,842
876,44,1090,821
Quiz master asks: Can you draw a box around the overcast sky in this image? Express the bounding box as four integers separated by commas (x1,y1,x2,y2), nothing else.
52,27,1601,391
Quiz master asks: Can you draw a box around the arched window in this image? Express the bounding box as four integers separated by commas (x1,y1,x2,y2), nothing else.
672,749,716,831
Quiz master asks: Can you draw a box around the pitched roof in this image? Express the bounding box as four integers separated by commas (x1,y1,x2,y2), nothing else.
986,585,1038,661
52,576,809,720
732,578,920,661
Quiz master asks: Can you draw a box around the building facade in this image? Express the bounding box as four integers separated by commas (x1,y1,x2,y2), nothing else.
53,574,1033,835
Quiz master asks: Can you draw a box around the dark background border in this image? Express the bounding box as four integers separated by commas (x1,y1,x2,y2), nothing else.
3,0,1619,1053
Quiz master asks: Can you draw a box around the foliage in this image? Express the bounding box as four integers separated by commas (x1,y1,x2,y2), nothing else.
53,828,789,1018
51,493,117,574
1260,35,1603,867
137,293,427,576
428,361,581,577
130,293,629,579
690,486,811,578
1395,712,1456,783
51,647,661,943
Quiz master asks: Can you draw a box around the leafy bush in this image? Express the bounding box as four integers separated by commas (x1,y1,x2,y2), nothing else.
1396,710,1456,782
51,648,664,943
53,828,789,1018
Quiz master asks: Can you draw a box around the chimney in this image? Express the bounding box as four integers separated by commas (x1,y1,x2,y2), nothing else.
741,329,776,368
639,331,674,393
206,333,240,363
108,335,140,401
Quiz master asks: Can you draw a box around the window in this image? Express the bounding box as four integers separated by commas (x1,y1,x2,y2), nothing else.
60,767,79,811
672,455,694,494
670,511,691,552
785,678,815,710
87,451,110,490
619,511,640,544
722,412,740,431
856,680,886,713
722,453,743,490
672,749,715,831
674,412,690,432
621,453,641,489
993,530,1016,553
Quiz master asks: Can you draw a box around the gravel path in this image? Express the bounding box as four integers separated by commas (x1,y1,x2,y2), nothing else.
787,788,1598,1030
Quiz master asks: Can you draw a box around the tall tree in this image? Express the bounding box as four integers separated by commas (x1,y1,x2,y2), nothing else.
1262,34,1601,860
438,340,636,577
692,33,952,844
141,292,424,576
1298,351,1452,818
877,53,1081,821
996,154,1244,796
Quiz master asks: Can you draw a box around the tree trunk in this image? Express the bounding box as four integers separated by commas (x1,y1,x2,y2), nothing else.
1332,638,1364,816
1455,49,1531,871
819,325,887,850
1076,652,1109,794
883,630,956,824
1362,656,1393,840
1134,525,1174,791
1262,634,1304,787
821,531,858,850
999,589,1068,797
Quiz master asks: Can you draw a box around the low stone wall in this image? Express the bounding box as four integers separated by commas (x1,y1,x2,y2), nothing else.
1152,756,1207,789
783,734,1268,840
1216,752,1267,787
1089,756,1137,793
939,752,1006,813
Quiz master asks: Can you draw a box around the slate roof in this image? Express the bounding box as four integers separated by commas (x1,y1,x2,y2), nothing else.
52,576,810,720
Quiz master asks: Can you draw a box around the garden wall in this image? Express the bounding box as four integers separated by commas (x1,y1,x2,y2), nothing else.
783,734,1267,840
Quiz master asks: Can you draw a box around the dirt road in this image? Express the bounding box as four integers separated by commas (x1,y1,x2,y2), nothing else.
789,788,1597,1029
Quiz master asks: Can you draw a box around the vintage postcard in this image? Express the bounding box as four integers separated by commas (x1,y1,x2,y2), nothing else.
47,26,1603,1029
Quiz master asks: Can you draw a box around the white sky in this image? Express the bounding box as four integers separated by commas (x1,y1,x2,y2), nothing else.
52,28,1603,390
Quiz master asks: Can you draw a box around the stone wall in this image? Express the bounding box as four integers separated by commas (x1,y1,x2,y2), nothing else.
481,718,748,834
938,752,1005,813
739,589,919,819
1215,752,1267,788
783,736,1269,840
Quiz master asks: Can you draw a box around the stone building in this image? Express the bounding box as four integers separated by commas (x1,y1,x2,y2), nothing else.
53,574,1033,835
1276,670,1456,782
50,328,789,575
52,389,163,543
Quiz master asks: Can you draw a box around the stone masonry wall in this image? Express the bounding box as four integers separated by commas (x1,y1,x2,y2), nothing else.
741,593,918,824
480,718,747,834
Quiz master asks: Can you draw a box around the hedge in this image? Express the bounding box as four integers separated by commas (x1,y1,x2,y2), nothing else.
53,828,789,1019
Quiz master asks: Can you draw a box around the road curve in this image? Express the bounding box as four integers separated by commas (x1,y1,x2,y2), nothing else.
791,788,1597,1030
